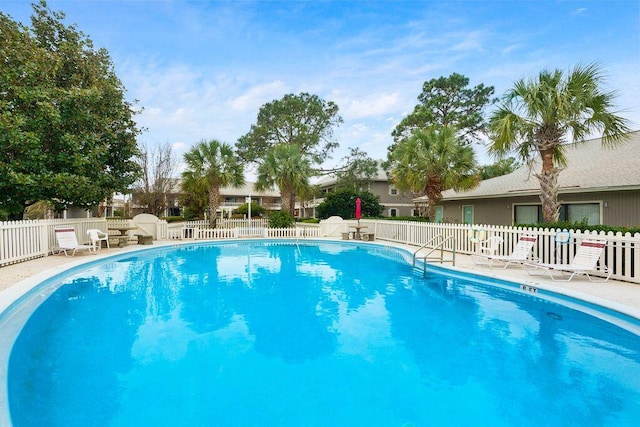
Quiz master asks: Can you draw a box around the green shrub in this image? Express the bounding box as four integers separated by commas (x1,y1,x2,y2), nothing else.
234,202,266,217
161,216,185,223
383,216,430,222
181,207,201,221
297,218,320,224
316,189,383,219
269,211,294,228
515,220,640,235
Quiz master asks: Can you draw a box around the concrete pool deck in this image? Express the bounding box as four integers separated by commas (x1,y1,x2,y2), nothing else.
1,239,639,320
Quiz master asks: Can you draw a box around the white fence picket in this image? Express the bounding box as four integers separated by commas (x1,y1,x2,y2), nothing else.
0,218,638,283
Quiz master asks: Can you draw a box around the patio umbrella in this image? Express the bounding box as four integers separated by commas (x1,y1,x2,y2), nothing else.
355,197,361,223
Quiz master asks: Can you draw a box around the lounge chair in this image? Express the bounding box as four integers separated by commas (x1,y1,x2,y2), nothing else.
54,227,95,257
525,239,611,282
472,235,537,268
87,228,110,251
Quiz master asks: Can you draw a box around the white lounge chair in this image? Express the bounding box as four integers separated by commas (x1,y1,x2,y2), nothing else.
54,227,95,257
526,239,611,282
87,228,110,251
472,235,537,268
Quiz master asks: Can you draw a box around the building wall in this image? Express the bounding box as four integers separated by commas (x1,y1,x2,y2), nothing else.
438,198,519,225
367,181,415,217
315,180,416,218
439,189,640,227
561,190,640,227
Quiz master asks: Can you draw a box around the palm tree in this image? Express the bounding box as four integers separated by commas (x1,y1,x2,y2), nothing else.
387,125,478,220
255,144,312,217
182,139,245,228
489,64,631,223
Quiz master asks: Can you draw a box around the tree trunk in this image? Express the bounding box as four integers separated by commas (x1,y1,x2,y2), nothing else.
536,168,560,223
424,176,443,221
289,192,296,217
536,148,561,223
280,188,292,217
208,186,220,228
533,126,564,223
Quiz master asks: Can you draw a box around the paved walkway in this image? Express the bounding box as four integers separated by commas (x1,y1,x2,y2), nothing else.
1,240,639,320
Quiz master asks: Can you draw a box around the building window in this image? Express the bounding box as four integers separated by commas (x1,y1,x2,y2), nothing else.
514,205,541,224
564,203,600,225
389,185,398,196
514,203,600,225
389,208,398,217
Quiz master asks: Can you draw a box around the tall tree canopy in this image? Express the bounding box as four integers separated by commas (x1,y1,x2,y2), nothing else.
488,64,631,222
478,157,521,180
0,1,141,219
254,144,313,216
236,92,342,165
237,92,342,215
332,148,379,190
181,139,245,228
392,73,495,146
387,126,478,219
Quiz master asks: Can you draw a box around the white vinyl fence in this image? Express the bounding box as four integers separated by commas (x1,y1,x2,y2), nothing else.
358,220,640,283
1,218,639,283
1,218,109,266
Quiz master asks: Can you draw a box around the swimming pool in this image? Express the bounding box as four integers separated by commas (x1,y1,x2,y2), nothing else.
2,240,640,426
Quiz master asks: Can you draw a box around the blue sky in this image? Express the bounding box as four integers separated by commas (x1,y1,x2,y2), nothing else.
3,0,639,173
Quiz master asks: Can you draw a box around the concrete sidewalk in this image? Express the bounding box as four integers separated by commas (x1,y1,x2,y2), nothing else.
1,240,639,320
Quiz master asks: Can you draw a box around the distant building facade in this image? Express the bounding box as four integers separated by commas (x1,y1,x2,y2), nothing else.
307,162,417,218
416,132,640,227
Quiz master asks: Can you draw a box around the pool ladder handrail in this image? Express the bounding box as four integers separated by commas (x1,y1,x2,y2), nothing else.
412,234,457,276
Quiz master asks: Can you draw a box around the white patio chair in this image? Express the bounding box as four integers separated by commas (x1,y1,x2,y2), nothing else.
476,236,504,256
87,229,110,251
525,239,611,282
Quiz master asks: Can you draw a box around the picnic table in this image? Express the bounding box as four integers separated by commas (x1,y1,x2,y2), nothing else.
107,226,137,247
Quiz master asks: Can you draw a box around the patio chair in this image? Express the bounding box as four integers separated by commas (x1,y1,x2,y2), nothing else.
525,239,611,282
54,227,95,257
472,235,537,268
87,229,110,251
476,236,504,257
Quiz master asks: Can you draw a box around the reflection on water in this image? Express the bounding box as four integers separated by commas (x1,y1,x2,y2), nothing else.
8,241,640,426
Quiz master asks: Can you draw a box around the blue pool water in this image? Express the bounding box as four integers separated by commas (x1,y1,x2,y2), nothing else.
5,240,640,426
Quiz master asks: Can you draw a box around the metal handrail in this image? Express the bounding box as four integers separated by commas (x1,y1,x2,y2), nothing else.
413,234,457,276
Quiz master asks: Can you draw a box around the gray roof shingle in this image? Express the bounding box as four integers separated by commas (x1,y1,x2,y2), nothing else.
435,131,640,201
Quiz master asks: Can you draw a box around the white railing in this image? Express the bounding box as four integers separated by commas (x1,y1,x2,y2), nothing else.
1,217,638,283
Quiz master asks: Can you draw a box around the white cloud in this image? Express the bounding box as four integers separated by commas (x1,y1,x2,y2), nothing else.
341,92,402,119
227,80,290,113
